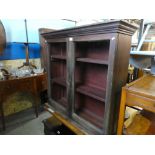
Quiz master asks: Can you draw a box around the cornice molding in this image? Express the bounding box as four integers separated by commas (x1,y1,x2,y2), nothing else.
42,20,138,40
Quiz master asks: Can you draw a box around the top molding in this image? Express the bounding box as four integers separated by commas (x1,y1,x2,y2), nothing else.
41,20,138,40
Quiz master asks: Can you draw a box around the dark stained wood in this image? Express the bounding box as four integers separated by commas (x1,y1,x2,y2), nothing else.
0,73,47,130
57,97,67,107
76,85,106,102
42,20,138,40
67,38,75,117
51,55,66,60
75,40,110,60
0,95,5,130
43,20,137,134
50,61,66,79
39,28,55,70
72,113,103,134
49,41,67,111
79,109,104,128
104,33,132,134
76,58,108,65
46,43,52,104
52,77,66,87
76,63,108,89
0,20,6,55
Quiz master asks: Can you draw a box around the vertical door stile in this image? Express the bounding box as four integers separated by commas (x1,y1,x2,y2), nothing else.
46,42,52,102
103,34,118,134
67,37,75,118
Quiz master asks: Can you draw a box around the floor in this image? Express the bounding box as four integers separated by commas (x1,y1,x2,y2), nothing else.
0,108,51,135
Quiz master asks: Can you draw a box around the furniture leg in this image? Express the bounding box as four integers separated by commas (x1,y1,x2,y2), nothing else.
0,102,6,131
34,97,39,118
117,87,127,135
33,79,39,118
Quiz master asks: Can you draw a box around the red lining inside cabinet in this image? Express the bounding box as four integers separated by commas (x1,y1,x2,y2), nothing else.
51,61,66,79
75,40,110,60
50,42,67,79
50,42,67,108
51,84,67,108
75,63,108,89
74,40,109,129
75,93,105,129
50,42,66,56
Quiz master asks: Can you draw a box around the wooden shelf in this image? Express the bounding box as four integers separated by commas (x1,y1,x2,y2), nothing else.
52,77,66,87
79,109,103,128
57,97,67,107
52,78,82,88
76,58,108,65
76,85,106,102
51,55,66,60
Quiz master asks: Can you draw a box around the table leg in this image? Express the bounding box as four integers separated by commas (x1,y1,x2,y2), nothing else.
33,79,39,118
117,88,126,135
0,102,6,131
34,97,38,118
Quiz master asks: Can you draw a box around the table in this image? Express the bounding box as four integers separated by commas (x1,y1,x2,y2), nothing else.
0,73,47,130
117,74,155,135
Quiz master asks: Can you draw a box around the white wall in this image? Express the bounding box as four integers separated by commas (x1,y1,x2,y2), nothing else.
1,19,75,43
75,19,105,26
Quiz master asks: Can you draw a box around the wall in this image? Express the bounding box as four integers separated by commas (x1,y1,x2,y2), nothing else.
1,19,75,43
0,19,75,69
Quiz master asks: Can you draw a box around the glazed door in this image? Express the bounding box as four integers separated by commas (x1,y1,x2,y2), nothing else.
47,39,68,114
67,34,113,134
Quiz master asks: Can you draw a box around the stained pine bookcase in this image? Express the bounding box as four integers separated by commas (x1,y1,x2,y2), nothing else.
42,20,137,134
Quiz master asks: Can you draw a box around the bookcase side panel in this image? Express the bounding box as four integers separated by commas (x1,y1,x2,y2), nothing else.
104,33,132,134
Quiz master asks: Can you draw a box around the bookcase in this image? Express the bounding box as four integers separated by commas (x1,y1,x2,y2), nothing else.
42,20,137,134
39,28,55,70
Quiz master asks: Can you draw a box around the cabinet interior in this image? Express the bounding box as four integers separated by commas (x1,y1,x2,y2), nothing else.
74,40,110,129
50,42,67,108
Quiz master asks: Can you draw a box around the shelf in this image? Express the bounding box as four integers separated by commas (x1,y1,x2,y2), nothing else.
76,58,108,65
52,77,82,88
79,109,103,128
76,85,106,102
57,97,67,107
52,77,66,87
51,55,66,60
